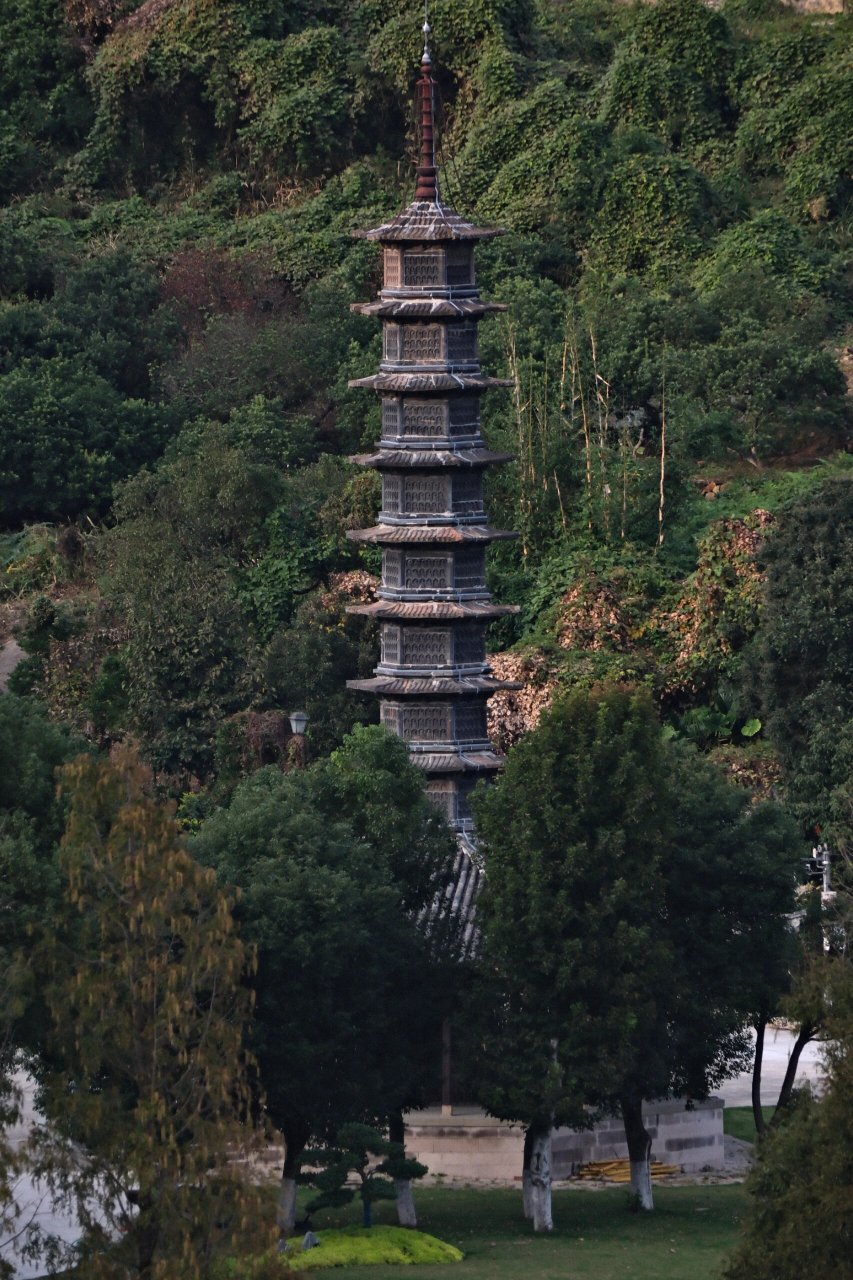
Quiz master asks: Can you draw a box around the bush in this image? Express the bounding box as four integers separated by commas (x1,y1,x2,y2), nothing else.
217,1227,464,1276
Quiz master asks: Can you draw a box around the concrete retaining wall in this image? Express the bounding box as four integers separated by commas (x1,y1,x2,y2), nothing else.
405,1098,724,1183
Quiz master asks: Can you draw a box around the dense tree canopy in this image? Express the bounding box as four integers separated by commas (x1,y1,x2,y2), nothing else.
474,685,799,1217
190,727,461,1233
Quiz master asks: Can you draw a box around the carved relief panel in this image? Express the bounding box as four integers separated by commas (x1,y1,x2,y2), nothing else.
401,399,446,437
401,627,451,667
383,324,401,362
403,474,448,514
402,251,444,288
381,474,402,514
405,553,452,590
382,550,403,588
400,324,443,363
400,702,451,742
380,624,401,665
383,247,401,289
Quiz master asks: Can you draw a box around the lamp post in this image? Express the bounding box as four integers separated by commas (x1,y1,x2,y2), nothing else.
288,710,309,769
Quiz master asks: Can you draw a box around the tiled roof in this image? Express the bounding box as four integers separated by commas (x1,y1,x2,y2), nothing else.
347,524,517,545
346,600,519,620
409,750,505,773
351,298,506,319
419,832,484,961
353,200,502,242
352,447,513,468
347,675,521,695
348,372,513,393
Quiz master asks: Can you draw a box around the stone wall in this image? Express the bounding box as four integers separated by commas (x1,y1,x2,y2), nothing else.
405,1098,724,1183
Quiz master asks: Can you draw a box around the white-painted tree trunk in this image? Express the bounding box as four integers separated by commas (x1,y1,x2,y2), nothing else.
529,1127,553,1233
521,1170,534,1220
394,1179,417,1227
630,1159,654,1211
277,1176,297,1242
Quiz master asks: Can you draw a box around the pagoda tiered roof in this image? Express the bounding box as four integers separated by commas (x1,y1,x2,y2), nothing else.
347,600,519,620
348,675,520,696
352,298,506,319
347,524,517,545
348,372,512,394
353,199,502,243
352,447,512,468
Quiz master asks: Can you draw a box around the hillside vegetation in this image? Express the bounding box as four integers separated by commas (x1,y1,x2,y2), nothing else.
1,0,851,800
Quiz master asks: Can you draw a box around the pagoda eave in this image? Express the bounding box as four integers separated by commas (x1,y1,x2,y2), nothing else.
352,448,513,469
347,524,518,545
353,200,502,242
348,373,513,393
409,751,506,773
351,299,507,319
346,600,520,620
347,676,522,695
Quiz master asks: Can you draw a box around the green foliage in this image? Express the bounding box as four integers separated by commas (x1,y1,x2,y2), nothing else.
0,0,90,199
300,1124,427,1227
589,146,718,278
474,685,799,1129
101,424,281,778
288,1226,462,1271
724,963,853,1280
0,356,170,524
220,1226,463,1276
0,695,77,1008
237,28,354,174
32,745,265,1280
748,477,853,840
191,727,460,1168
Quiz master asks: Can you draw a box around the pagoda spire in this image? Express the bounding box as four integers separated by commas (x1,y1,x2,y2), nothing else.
414,7,438,202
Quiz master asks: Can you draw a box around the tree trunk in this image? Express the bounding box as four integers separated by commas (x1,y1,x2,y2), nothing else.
774,1023,817,1117
134,1194,160,1279
362,1195,372,1229
278,1121,309,1242
752,1017,767,1137
389,1110,417,1227
521,1127,535,1220
528,1124,553,1233
621,1096,654,1211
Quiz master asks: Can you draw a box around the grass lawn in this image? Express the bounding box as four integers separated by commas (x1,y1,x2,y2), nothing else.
723,1106,773,1143
295,1184,747,1280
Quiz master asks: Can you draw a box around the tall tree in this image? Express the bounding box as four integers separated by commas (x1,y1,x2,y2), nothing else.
191,726,460,1237
33,747,262,1280
475,686,798,1221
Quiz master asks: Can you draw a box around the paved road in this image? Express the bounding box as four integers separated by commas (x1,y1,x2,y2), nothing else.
717,1026,825,1107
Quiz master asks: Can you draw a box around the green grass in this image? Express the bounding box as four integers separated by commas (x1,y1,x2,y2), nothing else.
262,1185,748,1280
723,1106,773,1144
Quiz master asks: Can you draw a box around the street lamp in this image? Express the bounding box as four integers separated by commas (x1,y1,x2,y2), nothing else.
288,710,309,769
288,710,309,737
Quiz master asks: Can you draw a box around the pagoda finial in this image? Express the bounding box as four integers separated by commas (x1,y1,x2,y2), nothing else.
414,3,438,203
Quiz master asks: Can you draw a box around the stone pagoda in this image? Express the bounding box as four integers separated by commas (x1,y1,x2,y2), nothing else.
346,18,519,835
